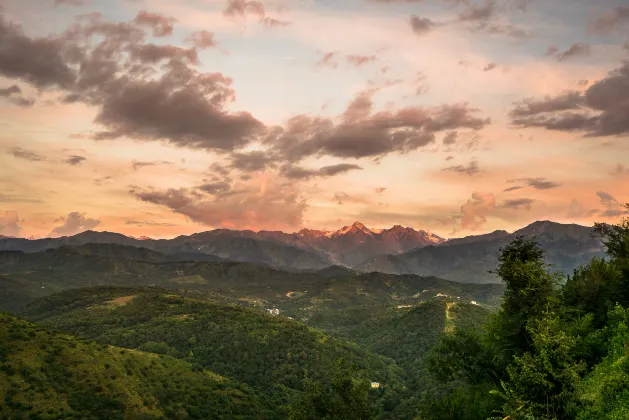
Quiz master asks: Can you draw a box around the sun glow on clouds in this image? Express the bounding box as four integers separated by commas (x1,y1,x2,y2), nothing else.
0,0,627,238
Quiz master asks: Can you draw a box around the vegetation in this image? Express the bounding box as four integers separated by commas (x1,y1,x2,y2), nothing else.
0,312,274,419
22,288,412,418
423,204,629,419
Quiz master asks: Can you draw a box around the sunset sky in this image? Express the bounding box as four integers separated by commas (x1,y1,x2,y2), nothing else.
0,0,628,239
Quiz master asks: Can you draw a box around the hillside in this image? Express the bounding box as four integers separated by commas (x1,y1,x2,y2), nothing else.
0,244,505,317
0,312,274,419
358,221,605,283
23,287,413,418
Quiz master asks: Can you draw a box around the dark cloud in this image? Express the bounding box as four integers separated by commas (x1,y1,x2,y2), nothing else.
442,159,479,176
590,6,629,34
228,151,276,172
197,181,232,195
508,177,561,190
11,147,45,161
483,63,498,71
65,155,86,165
132,160,172,171
546,43,591,61
280,163,363,180
346,55,377,66
510,91,585,117
0,15,75,89
503,185,522,192
133,10,176,37
125,219,178,227
0,210,22,237
375,187,387,193
0,11,264,153
49,212,100,237
130,179,307,230
596,190,629,217
0,84,34,107
264,90,490,162
185,30,218,49
443,131,458,145
445,155,454,161
501,197,533,210
410,15,436,36
509,63,629,137
458,0,498,22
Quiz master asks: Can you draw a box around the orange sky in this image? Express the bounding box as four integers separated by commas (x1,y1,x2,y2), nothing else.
0,0,628,239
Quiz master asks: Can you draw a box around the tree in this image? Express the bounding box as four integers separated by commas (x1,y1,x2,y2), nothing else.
288,359,377,420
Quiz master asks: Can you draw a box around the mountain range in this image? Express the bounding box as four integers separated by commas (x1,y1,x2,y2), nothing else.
0,220,605,283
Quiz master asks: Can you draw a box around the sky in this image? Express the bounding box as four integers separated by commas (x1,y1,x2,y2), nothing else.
0,0,628,239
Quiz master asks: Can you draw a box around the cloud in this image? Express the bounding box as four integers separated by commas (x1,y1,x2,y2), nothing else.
0,84,34,107
375,187,387,193
185,30,218,49
596,190,629,218
54,0,85,6
566,199,599,219
264,89,490,162
504,185,523,192
280,163,363,180
49,212,101,237
197,181,233,196
590,6,629,34
442,159,480,176
332,191,369,205
509,62,629,137
133,10,176,37
410,15,436,36
224,0,290,28
130,176,308,230
458,0,498,22
346,55,377,67
0,15,75,89
64,155,86,165
483,63,498,72
546,43,591,61
508,177,561,190
11,147,45,162
0,11,264,154
125,220,178,227
316,51,339,69
611,163,629,175
460,192,496,230
0,211,22,237
445,155,454,161
132,160,172,170
443,131,458,145
500,197,533,210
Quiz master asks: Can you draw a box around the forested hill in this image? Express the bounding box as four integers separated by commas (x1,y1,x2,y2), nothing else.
22,287,413,418
0,312,275,419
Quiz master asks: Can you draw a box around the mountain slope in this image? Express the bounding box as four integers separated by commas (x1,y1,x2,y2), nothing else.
23,287,411,418
0,312,274,419
0,244,505,316
358,221,605,283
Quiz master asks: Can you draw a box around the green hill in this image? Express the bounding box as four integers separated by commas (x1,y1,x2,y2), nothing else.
23,287,412,418
0,312,274,419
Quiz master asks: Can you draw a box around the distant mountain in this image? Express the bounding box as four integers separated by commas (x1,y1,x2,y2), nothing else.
357,220,606,283
0,222,445,271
